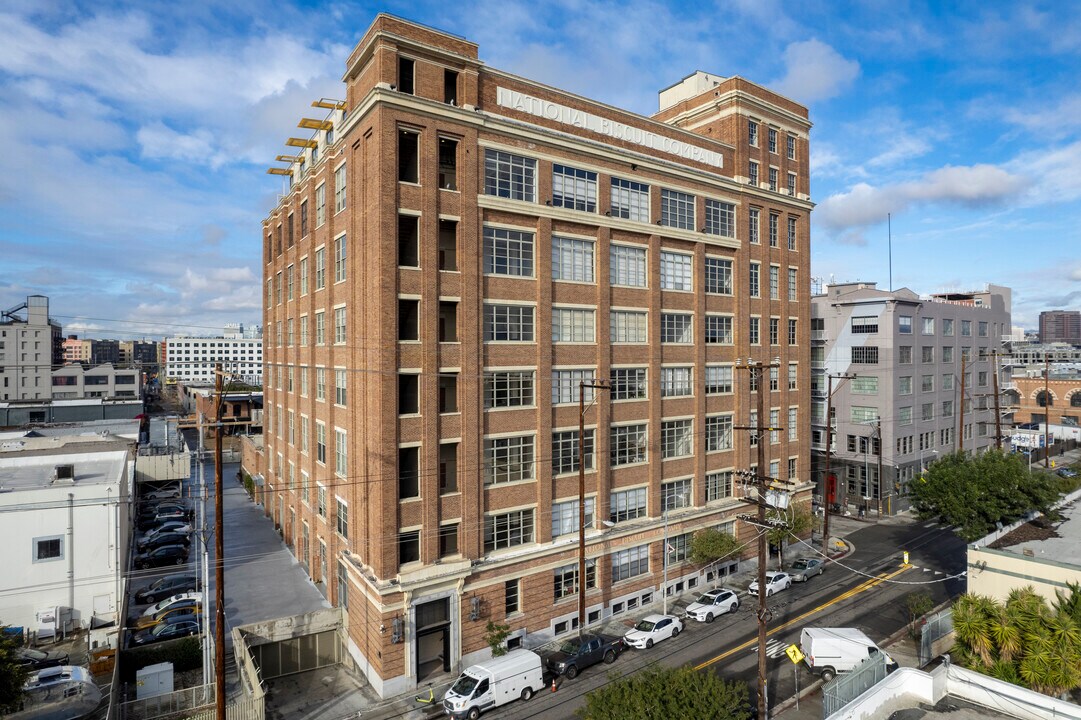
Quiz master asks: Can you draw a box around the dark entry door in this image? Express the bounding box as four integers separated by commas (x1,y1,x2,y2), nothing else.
415,598,451,679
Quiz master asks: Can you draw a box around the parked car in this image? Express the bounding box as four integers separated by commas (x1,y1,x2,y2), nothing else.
133,544,189,569
138,521,193,543
137,509,190,531
538,634,623,679
1057,467,1078,479
140,592,204,618
134,574,198,604
16,647,70,671
789,558,825,582
684,587,740,623
130,618,200,647
623,614,683,649
749,571,792,597
142,485,181,502
137,531,192,552
800,627,897,682
134,604,202,630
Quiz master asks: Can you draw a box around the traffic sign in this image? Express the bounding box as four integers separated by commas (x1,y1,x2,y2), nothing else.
785,644,805,665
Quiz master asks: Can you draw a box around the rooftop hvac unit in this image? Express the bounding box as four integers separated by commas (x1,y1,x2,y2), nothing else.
54,464,75,482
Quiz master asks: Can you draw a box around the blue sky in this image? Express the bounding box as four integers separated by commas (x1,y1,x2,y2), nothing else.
2,0,1079,338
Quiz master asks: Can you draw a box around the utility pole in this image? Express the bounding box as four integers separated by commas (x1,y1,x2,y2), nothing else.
1044,355,1050,468
577,379,609,639
822,373,855,553
213,364,225,720
875,420,883,517
958,355,967,454
736,359,785,720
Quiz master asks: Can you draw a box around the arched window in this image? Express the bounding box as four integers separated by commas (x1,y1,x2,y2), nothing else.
1072,392,1081,408
1036,390,1053,407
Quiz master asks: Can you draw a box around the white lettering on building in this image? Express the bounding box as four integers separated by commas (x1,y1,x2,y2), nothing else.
496,87,723,169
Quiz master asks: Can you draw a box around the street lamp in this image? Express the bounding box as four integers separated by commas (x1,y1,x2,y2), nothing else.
662,490,689,616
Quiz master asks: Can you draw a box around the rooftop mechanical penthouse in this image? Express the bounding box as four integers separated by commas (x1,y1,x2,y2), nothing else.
261,13,813,697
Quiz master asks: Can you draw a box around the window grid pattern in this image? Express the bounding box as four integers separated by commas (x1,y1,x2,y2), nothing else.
484,304,535,342
706,414,733,451
659,252,692,291
704,199,735,237
706,471,733,502
484,371,535,409
612,545,649,582
660,189,695,230
661,419,693,458
484,510,535,552
552,308,596,343
552,237,595,283
705,257,733,294
484,150,536,201
610,245,647,287
552,164,597,212
611,424,647,466
661,313,693,343
552,369,595,405
610,178,650,221
611,368,647,400
484,435,535,485
552,430,595,475
610,488,647,523
705,315,733,344
660,367,692,397
483,227,534,277
610,310,647,343
705,365,733,394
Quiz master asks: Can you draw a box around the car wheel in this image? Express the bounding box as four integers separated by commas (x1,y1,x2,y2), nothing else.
821,667,836,682
175,557,184,565
521,687,534,701
671,626,680,638
145,594,157,604
705,612,714,623
785,581,791,590
733,599,741,611
766,588,773,597
467,708,481,720
645,639,653,649
603,650,616,664
565,665,578,680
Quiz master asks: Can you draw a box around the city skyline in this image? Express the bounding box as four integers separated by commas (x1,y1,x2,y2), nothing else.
2,0,1080,337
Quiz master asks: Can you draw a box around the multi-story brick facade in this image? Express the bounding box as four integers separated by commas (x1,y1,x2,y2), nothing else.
1011,374,1081,428
261,14,812,696
811,282,1012,515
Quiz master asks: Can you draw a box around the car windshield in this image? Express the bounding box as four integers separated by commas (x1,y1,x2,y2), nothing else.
558,640,581,655
151,623,170,636
21,648,47,660
633,620,656,632
450,673,479,697
766,572,780,580
695,593,718,604
792,559,809,569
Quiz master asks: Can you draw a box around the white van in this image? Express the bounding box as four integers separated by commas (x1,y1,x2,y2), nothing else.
442,649,545,719
799,627,897,681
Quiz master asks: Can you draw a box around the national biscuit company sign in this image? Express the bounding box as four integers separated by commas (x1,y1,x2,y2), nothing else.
496,87,724,169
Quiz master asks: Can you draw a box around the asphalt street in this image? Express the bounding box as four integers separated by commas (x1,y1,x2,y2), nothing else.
485,516,967,720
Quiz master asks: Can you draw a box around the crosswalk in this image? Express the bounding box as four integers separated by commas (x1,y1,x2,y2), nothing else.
754,638,790,658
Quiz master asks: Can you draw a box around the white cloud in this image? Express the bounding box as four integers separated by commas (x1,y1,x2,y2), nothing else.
771,39,860,104
137,122,220,166
1007,140,1081,204
816,164,1027,234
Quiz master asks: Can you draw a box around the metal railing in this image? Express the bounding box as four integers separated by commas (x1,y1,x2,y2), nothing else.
119,683,264,720
821,653,889,719
919,608,954,667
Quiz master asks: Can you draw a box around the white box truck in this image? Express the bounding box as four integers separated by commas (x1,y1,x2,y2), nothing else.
442,649,545,719
799,627,897,681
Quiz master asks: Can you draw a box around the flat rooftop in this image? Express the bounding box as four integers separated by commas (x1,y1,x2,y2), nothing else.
889,696,1015,719
0,449,129,491
986,498,1081,563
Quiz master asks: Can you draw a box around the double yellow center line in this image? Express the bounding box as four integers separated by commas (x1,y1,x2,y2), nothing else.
694,564,911,670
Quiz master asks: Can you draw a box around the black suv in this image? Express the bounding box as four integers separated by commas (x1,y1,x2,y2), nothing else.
137,531,192,552
130,618,200,647
133,544,189,569
134,573,198,604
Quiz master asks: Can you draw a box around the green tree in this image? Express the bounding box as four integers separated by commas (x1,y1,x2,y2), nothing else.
908,450,1060,541
767,501,813,568
484,620,511,657
0,628,30,714
952,587,1081,696
904,590,934,637
689,528,740,567
577,666,752,720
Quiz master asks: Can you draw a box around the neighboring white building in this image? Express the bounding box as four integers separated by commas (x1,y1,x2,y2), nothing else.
51,362,144,400
164,336,263,386
0,432,134,630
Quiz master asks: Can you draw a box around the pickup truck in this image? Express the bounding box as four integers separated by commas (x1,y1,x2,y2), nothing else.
539,634,624,679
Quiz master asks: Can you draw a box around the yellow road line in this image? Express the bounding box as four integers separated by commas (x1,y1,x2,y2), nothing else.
694,564,911,670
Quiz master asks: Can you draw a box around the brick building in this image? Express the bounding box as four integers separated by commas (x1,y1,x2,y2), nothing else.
1038,310,1081,344
261,14,812,696
1011,374,1081,428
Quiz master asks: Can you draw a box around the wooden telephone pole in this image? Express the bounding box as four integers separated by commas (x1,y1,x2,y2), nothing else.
212,364,226,720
